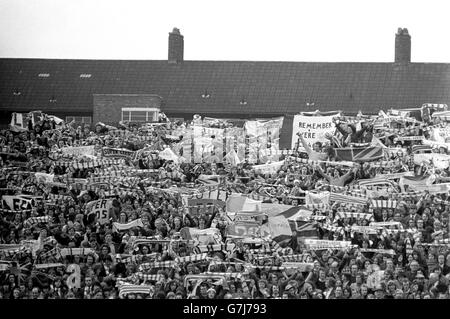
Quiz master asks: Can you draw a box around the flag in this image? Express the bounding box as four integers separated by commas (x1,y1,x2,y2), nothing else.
399,174,435,192
226,193,262,213
263,205,318,243
371,136,387,148
334,146,383,162
10,113,28,132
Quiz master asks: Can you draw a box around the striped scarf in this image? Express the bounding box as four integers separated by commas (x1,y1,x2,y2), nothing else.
59,248,96,258
359,248,396,255
329,192,368,206
419,243,450,247
34,263,65,269
304,239,354,250
175,253,209,264
134,272,165,282
288,156,355,168
279,254,307,262
53,159,125,168
118,284,153,298
47,193,73,201
0,208,32,214
369,199,398,212
112,219,144,232
24,216,51,228
304,203,330,210
321,224,345,235
103,188,142,198
335,212,374,222
200,271,243,279
348,225,378,234
39,247,62,261
0,246,30,258
139,260,176,271
193,243,236,254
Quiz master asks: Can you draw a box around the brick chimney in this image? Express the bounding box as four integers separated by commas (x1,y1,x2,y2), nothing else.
395,28,411,63
168,28,184,64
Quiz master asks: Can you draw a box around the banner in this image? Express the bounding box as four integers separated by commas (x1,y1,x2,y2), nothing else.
86,199,112,225
396,136,424,141
10,113,28,132
226,193,262,213
429,126,450,143
369,221,402,228
233,211,267,223
2,195,34,211
304,239,353,250
413,153,450,169
291,113,339,149
405,182,450,194
61,145,95,157
399,174,436,192
350,226,378,234
180,227,222,245
226,221,262,238
244,117,284,164
102,147,135,159
281,262,314,272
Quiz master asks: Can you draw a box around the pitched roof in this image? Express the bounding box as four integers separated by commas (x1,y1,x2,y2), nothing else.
1,58,450,116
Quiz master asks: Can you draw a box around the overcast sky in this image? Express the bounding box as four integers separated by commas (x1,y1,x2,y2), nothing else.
1,0,449,62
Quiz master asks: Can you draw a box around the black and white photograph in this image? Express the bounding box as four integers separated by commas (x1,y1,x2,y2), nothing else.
0,0,450,313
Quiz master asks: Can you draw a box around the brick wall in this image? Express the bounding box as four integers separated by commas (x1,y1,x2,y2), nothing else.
92,94,162,125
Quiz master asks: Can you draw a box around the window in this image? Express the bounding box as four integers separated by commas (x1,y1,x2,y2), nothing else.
121,107,160,123
65,116,92,124
80,74,92,78
38,73,50,77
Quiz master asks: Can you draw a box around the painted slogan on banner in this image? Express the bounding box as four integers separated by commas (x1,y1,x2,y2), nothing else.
291,114,339,149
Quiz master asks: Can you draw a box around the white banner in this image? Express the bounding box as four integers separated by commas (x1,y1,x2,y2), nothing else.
86,199,112,225
61,145,95,157
2,195,34,211
414,153,450,169
304,239,352,250
291,114,339,149
429,126,450,143
407,182,450,194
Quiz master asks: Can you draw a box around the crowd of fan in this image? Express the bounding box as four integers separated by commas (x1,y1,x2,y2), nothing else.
0,111,450,299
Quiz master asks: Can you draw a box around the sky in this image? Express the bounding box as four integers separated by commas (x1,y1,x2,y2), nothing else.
1,0,450,62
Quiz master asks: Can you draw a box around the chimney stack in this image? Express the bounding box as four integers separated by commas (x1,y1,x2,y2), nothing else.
395,28,411,63
168,28,184,64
